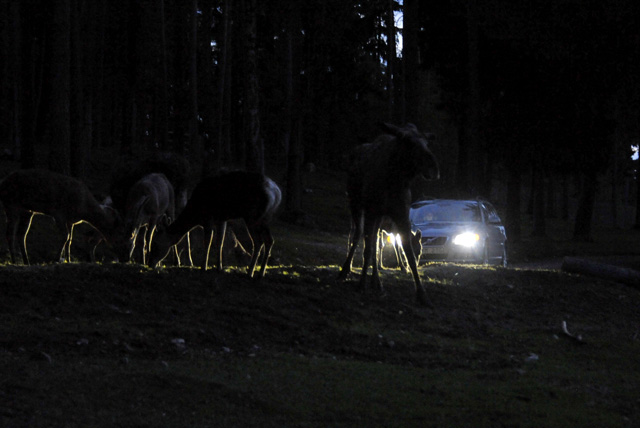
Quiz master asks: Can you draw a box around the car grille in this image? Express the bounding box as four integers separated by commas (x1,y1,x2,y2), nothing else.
421,236,447,246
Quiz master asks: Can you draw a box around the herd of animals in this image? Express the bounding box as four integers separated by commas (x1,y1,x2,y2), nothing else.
0,123,439,305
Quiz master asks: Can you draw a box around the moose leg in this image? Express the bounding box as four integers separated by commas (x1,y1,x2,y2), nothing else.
338,213,363,281
358,216,379,291
369,218,384,293
396,221,430,307
376,230,385,270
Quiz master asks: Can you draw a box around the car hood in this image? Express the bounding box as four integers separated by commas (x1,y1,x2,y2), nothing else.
413,222,483,236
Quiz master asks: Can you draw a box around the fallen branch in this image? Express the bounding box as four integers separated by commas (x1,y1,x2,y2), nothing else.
561,257,640,288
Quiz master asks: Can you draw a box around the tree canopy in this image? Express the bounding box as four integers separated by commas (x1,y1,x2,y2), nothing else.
1,0,639,236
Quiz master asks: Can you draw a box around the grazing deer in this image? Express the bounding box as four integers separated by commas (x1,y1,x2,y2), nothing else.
120,173,175,264
110,151,193,265
337,123,439,306
0,169,120,264
377,224,422,272
148,170,282,279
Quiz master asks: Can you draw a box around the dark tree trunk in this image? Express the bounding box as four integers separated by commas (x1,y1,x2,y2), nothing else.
561,174,570,221
214,0,232,170
284,8,302,214
385,0,396,122
70,0,87,179
465,0,483,195
573,171,598,241
48,0,71,174
158,0,169,150
92,0,106,149
402,0,419,125
242,0,263,174
506,161,522,242
7,0,25,164
545,174,556,218
188,0,201,174
121,0,141,155
532,167,546,237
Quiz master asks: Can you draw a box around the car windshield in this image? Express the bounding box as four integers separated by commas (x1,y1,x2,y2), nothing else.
410,201,481,224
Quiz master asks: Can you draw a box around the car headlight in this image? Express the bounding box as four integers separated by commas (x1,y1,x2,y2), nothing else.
453,232,480,247
386,233,401,246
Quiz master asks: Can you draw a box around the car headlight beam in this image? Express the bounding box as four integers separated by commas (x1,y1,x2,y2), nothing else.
453,232,480,247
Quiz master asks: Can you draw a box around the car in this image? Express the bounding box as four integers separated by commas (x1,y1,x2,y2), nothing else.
409,199,508,266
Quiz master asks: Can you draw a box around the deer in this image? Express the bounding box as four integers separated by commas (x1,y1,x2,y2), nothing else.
377,222,422,272
148,170,282,279
119,173,175,265
0,168,121,265
337,123,440,306
110,151,193,265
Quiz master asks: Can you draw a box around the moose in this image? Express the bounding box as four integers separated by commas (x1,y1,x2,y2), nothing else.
0,168,121,264
337,123,440,306
148,170,282,279
120,173,175,264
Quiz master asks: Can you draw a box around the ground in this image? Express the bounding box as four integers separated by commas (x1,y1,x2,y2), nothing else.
1,163,640,427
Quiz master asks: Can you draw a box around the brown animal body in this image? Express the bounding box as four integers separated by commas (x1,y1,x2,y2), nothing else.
110,152,193,265
121,173,175,264
337,123,439,305
148,170,282,279
0,169,120,264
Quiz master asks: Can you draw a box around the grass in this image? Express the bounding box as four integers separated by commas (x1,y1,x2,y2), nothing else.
2,165,640,427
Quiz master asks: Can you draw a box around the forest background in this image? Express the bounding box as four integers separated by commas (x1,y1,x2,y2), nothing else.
1,0,640,243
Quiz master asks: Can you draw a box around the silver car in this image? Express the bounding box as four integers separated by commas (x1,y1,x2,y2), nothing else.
409,199,508,266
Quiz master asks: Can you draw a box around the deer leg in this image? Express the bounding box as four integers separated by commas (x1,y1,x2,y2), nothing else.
395,241,408,272
186,231,194,266
173,245,182,267
214,221,227,272
202,226,214,271
63,223,76,263
128,227,138,263
338,213,363,281
257,227,274,279
396,222,430,307
142,224,152,265
247,225,272,279
245,227,261,278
